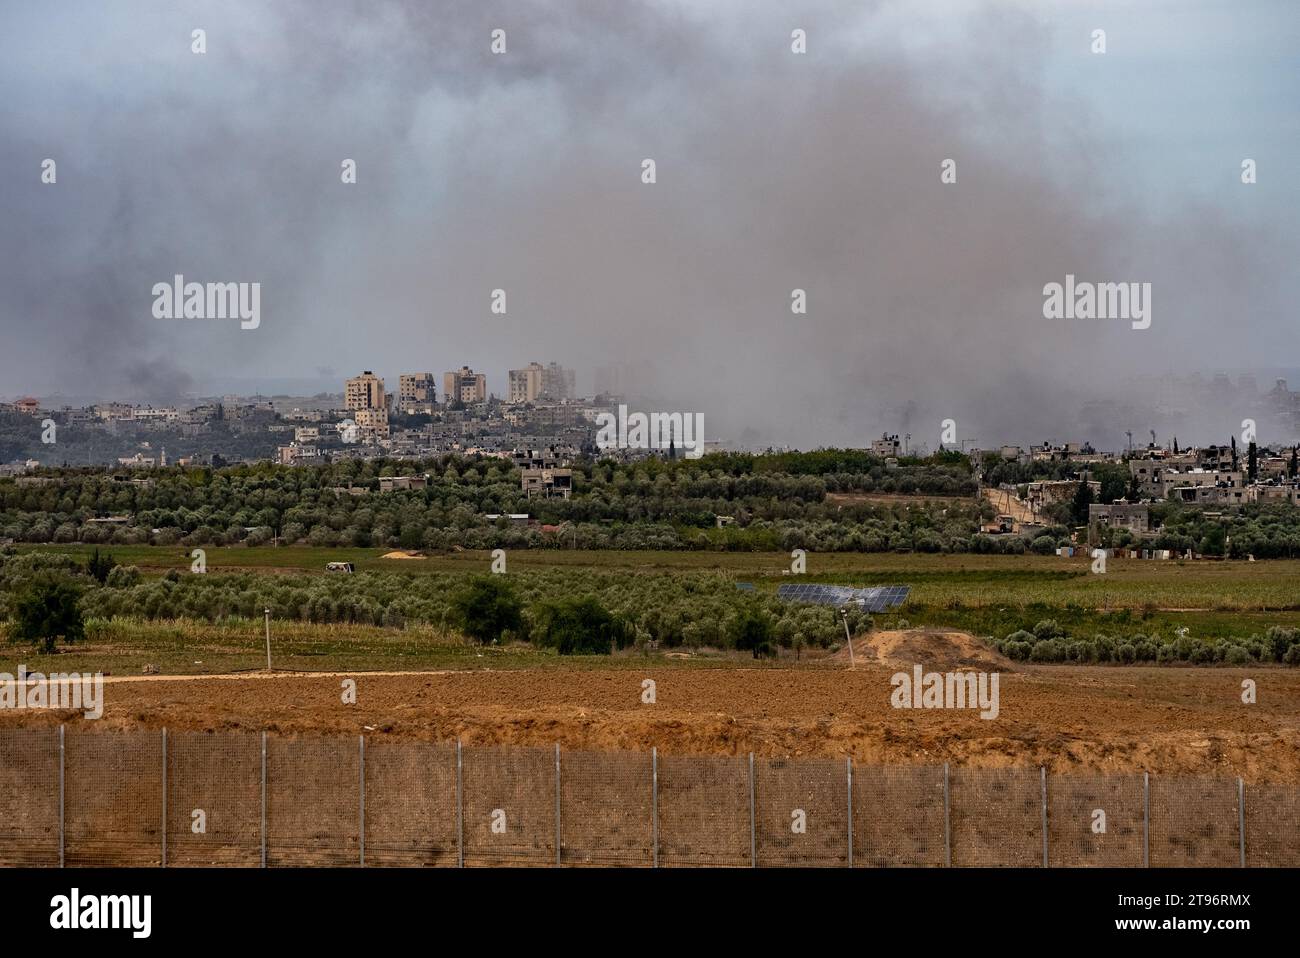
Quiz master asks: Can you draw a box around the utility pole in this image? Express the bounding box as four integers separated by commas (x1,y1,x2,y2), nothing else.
264,608,272,671
839,608,855,670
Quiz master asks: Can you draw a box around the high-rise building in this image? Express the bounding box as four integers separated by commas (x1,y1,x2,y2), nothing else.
399,373,437,409
508,363,544,403
345,371,385,412
541,362,576,400
509,361,576,403
444,366,487,404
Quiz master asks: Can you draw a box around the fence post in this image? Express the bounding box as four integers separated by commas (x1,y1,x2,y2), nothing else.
456,739,464,868
1237,777,1245,868
58,725,65,869
748,752,757,868
358,735,365,868
260,730,267,869
651,747,659,869
1040,766,1048,868
1142,771,1149,868
846,757,853,868
943,763,951,868
554,743,562,867
161,728,168,868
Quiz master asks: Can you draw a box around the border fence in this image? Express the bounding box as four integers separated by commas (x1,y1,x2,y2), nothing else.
0,726,1296,867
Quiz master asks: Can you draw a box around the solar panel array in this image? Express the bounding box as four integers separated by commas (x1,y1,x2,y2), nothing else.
776,583,910,612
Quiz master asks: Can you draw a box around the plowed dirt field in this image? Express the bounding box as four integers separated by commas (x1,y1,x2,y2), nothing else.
5,657,1296,782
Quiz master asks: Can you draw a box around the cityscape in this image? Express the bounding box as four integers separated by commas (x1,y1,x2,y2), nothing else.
1,0,1297,934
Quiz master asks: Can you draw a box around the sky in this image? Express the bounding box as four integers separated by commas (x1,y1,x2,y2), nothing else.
2,0,1298,450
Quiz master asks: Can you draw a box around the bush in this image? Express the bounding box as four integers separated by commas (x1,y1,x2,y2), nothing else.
450,576,523,645
1265,626,1299,663
1223,646,1251,665
530,596,632,655
1030,535,1057,555
12,576,85,654
1032,619,1064,641
1029,638,1065,663
105,565,142,589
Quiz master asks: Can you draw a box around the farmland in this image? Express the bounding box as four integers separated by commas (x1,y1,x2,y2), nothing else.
2,538,1299,787
4,545,1300,677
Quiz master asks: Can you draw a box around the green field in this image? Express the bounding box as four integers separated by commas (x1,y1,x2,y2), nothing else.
22,543,1300,611
7,545,1300,675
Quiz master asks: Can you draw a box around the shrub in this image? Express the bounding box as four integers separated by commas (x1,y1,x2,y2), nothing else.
1029,638,1065,663
450,576,523,645
1265,626,1299,663
1030,535,1057,555
105,565,142,589
530,596,631,655
1223,646,1251,665
1032,619,1064,641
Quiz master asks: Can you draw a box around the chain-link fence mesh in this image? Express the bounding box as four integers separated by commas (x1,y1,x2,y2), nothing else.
1047,773,1144,867
559,748,653,866
2,727,1297,868
852,764,945,867
165,730,260,866
656,753,751,867
461,744,555,866
1149,776,1240,867
65,728,162,867
950,767,1041,867
1243,782,1300,867
0,727,60,866
266,734,360,866
755,756,849,867
363,740,458,867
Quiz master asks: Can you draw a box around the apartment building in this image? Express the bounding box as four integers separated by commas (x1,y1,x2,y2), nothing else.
444,366,487,404
541,362,575,400
508,363,544,403
345,371,386,412
398,373,437,411
354,407,390,441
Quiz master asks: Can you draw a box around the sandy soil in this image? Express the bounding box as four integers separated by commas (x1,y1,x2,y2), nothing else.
5,652,1296,782
983,487,1038,527
836,629,1014,671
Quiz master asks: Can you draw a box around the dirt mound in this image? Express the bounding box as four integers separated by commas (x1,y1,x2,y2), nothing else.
381,550,426,560
837,629,1013,671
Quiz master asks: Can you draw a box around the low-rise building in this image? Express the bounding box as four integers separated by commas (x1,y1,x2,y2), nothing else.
378,475,427,492
1088,502,1149,534
521,467,573,499
871,434,901,457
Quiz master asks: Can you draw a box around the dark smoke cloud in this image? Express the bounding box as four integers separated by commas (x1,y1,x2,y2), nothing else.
1,1,1296,450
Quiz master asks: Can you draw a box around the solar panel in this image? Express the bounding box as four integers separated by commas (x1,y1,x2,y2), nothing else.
734,582,755,591
776,583,910,611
